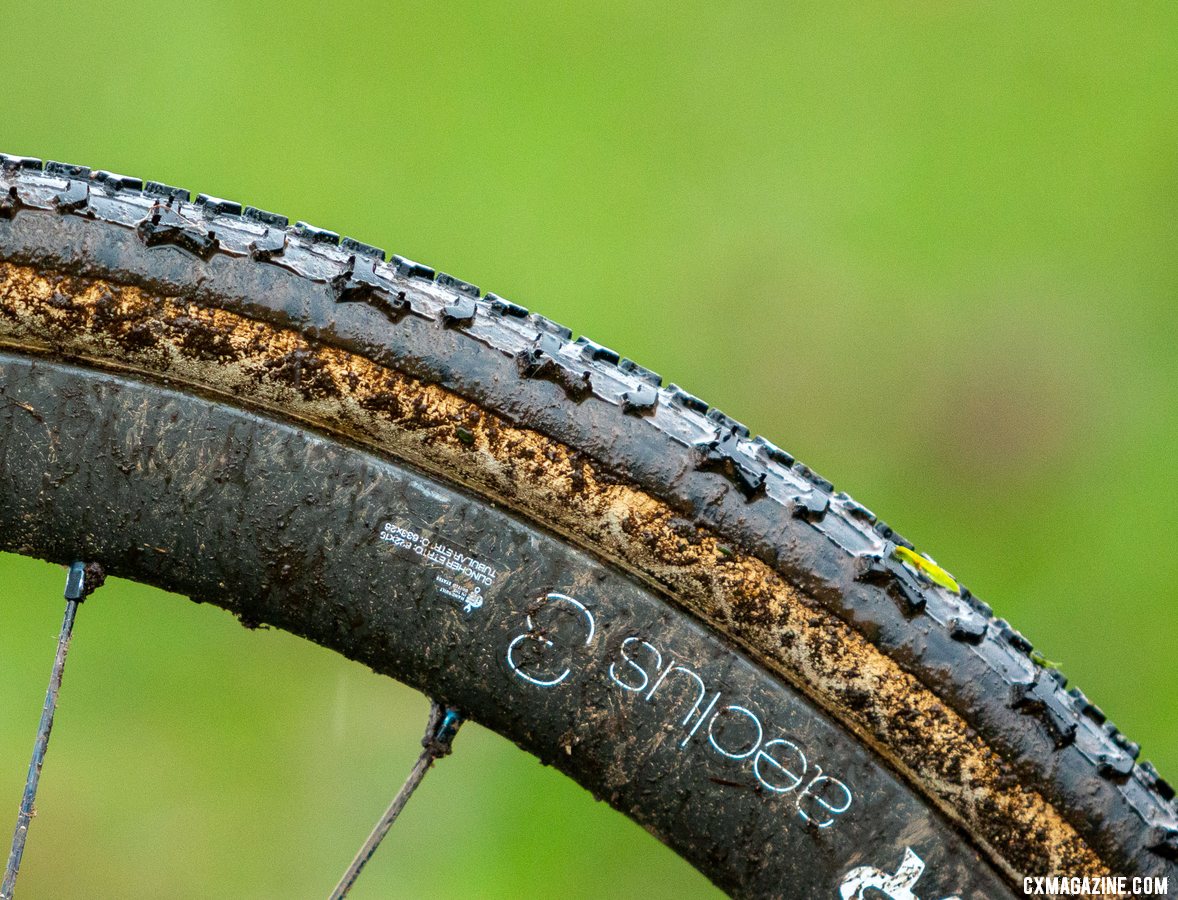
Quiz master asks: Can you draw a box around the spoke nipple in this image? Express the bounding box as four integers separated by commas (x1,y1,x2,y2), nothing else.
64,562,86,601
425,706,463,759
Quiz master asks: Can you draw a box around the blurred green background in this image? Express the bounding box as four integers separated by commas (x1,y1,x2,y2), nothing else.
2,3,1177,897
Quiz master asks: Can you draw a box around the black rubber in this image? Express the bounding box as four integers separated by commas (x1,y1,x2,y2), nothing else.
0,154,1174,897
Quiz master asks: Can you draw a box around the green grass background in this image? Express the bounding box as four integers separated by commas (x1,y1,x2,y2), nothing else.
2,3,1177,897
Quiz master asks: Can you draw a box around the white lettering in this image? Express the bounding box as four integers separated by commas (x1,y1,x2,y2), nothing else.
646,662,709,727
839,847,960,899
505,593,596,688
608,637,661,693
512,621,856,830
796,767,853,828
753,739,807,793
680,692,720,748
706,705,764,760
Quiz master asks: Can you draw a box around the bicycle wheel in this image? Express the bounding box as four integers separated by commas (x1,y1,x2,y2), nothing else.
0,156,1174,899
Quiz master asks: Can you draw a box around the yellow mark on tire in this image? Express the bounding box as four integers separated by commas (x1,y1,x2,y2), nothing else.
893,545,960,594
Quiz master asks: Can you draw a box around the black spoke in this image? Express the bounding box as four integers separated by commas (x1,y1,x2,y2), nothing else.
2,562,103,900
329,702,463,900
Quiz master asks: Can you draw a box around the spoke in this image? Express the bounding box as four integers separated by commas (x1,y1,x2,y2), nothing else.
329,701,463,900
2,562,103,900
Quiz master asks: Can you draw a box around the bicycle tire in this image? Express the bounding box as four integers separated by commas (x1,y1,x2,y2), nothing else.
0,155,1174,899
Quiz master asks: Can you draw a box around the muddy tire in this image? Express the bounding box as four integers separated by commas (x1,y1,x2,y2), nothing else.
0,156,1174,898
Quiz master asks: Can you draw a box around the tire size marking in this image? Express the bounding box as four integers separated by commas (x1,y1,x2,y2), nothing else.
379,521,499,613
506,592,853,829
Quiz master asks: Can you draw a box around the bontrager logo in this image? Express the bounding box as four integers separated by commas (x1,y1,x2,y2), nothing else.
838,848,959,900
